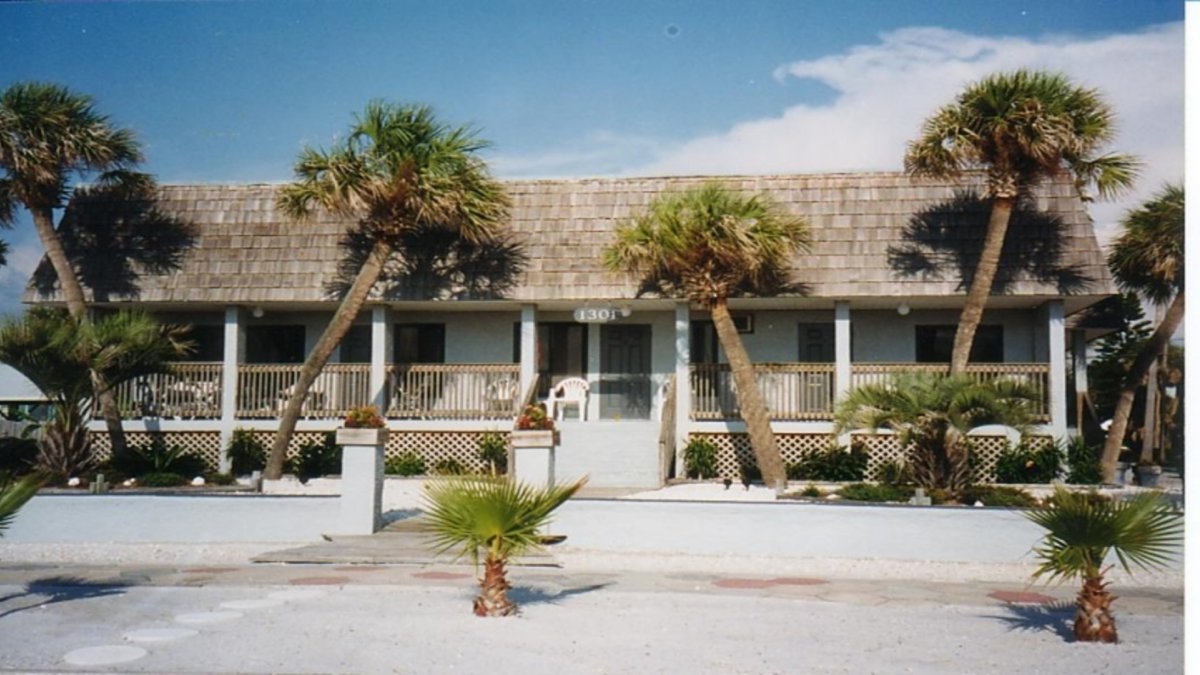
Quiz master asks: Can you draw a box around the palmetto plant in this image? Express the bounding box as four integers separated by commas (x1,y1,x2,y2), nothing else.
1098,185,1184,482
1026,487,1181,642
423,476,586,617
834,373,1038,496
0,474,44,537
603,183,809,487
906,70,1136,374
265,102,510,479
1,81,156,456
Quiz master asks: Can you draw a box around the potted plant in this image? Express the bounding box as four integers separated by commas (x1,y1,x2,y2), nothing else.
512,404,556,447
1112,448,1133,487
336,405,388,446
1135,459,1163,488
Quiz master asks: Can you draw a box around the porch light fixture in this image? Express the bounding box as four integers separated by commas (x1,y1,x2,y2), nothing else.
896,303,911,316
252,306,265,318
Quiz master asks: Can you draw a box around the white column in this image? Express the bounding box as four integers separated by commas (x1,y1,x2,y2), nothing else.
1071,330,1089,431
586,324,601,420
1047,300,1067,439
370,306,391,410
519,304,538,400
218,306,245,472
834,302,852,401
674,302,691,457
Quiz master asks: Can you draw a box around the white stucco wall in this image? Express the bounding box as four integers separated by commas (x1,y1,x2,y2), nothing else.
851,308,1037,363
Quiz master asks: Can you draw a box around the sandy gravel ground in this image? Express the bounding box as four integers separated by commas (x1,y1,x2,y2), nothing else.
0,582,1181,674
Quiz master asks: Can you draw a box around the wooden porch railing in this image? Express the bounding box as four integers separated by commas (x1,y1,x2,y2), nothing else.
386,363,521,420
850,362,1050,420
114,362,223,420
690,363,836,421
236,363,371,419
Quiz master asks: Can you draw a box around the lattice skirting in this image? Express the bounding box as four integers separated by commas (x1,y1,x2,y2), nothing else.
386,431,508,474
90,431,223,472
688,432,1047,483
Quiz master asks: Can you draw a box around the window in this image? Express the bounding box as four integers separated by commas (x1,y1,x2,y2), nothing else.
690,321,718,364
915,325,1003,363
394,324,445,363
185,325,224,361
338,324,372,363
246,325,305,363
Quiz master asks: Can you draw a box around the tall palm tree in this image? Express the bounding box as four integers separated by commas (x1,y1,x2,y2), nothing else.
423,476,586,617
265,103,510,479
1099,185,1184,482
834,373,1038,496
905,70,1137,374
603,184,810,488
1026,487,1181,642
0,308,191,478
0,81,155,455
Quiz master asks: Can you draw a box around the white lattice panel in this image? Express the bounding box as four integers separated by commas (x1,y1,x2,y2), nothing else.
89,431,223,472
689,433,834,479
386,431,508,474
852,432,1026,483
249,431,331,461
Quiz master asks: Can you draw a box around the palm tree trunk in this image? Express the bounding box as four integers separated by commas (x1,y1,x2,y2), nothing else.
1100,290,1184,483
710,299,786,488
264,238,392,479
1074,574,1118,643
30,206,128,457
473,554,517,617
950,196,1015,374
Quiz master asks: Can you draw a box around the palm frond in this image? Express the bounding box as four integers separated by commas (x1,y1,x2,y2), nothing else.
1107,184,1184,305
0,474,44,536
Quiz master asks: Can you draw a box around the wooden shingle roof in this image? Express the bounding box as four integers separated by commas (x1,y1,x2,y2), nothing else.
25,172,1116,309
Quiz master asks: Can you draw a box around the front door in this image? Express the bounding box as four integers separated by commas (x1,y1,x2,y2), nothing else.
600,325,652,419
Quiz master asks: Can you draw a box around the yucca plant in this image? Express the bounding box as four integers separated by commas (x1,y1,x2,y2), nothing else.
422,476,586,617
0,474,44,537
1026,487,1181,643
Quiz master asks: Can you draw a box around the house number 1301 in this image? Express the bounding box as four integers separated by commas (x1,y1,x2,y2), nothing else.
573,307,628,323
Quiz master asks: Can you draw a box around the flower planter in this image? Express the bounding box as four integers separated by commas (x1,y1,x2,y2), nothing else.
511,429,557,488
1135,464,1162,488
1113,461,1131,487
336,427,389,446
510,429,556,448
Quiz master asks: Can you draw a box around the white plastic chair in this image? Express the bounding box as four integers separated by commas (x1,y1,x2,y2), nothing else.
546,377,589,421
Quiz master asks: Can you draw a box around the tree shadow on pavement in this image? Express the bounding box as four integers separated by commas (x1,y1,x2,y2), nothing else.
989,601,1074,641
509,582,612,608
0,576,130,620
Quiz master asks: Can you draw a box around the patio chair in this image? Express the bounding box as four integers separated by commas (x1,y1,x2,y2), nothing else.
485,377,519,415
545,377,589,422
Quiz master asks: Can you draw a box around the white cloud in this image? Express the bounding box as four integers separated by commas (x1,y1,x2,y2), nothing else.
489,131,667,178
628,23,1183,244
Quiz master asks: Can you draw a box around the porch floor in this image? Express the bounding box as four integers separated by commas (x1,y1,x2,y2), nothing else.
554,419,661,490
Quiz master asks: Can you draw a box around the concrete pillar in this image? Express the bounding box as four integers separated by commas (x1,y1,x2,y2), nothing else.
370,306,391,411
337,430,385,535
673,302,691,463
586,324,601,420
512,431,555,488
519,304,538,400
218,306,246,473
1046,300,1067,439
834,301,852,401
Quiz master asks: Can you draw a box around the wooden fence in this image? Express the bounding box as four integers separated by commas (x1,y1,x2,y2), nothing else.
113,362,223,419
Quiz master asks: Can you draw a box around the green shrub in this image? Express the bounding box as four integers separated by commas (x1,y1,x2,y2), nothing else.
478,433,507,475
994,440,1060,484
837,482,914,503
787,443,867,482
875,459,913,486
799,484,822,498
960,485,1037,508
386,452,426,476
203,472,236,486
293,434,341,483
139,471,186,487
683,438,718,479
110,443,207,478
1064,436,1102,485
434,458,467,476
226,428,267,476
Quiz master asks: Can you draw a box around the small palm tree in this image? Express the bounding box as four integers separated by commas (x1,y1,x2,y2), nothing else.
906,70,1137,374
0,81,155,456
603,183,809,487
423,476,586,617
834,373,1038,496
1026,487,1181,642
0,474,44,537
266,102,510,479
1099,185,1184,482
0,309,191,478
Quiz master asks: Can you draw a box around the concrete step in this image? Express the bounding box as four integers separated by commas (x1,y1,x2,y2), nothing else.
554,419,662,489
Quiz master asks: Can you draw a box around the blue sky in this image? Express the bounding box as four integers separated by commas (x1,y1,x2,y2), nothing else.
0,0,1186,317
